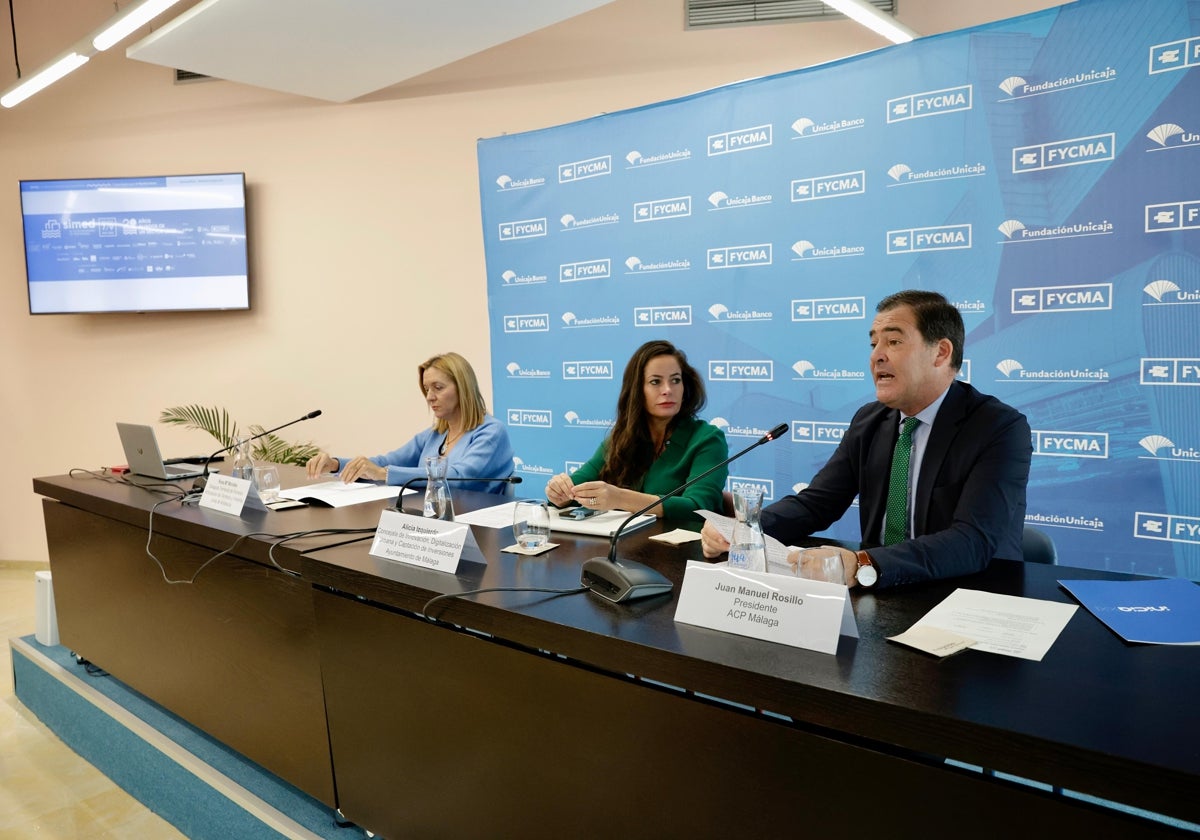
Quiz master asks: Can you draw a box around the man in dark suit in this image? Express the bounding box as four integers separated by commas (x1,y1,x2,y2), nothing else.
701,290,1032,589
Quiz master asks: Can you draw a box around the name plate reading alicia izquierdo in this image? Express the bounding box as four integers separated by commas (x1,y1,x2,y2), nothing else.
673,561,858,655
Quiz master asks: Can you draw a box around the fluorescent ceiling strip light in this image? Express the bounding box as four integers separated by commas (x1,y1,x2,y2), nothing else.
93,0,188,51
823,0,917,44
1,52,90,108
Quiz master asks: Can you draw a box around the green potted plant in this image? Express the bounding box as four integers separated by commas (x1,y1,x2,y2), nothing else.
159,405,321,466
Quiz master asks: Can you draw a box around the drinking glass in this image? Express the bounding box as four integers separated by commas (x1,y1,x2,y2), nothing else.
252,464,281,503
513,500,551,550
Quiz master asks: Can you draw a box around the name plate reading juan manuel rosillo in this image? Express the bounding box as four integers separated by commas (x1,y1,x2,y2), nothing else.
370,509,484,573
674,561,858,655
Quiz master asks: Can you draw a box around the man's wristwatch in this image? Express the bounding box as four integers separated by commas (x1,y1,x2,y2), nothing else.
854,550,879,588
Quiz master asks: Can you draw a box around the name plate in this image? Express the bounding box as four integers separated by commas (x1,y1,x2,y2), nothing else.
198,474,257,515
370,509,485,573
674,561,858,655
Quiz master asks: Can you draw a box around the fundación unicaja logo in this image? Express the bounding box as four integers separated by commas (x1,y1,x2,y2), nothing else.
998,220,1025,239
1139,435,1175,457
998,76,1027,97
1144,280,1181,302
997,359,1024,378
887,163,911,183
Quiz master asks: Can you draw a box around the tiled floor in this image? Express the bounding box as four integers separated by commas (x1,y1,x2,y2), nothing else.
0,564,186,840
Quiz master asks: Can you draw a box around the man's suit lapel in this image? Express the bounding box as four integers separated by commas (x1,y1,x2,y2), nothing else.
862,408,898,544
913,381,965,536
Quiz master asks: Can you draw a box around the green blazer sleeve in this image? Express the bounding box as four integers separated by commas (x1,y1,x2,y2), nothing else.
643,419,729,520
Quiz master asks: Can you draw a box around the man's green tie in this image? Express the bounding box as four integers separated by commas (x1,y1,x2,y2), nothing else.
883,417,920,546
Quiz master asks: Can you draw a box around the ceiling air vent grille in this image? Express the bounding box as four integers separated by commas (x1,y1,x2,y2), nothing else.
174,68,214,84
687,0,896,29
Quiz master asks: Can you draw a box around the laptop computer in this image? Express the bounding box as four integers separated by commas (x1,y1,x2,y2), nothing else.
116,422,206,480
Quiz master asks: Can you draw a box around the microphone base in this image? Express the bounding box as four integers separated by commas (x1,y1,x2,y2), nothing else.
581,557,673,603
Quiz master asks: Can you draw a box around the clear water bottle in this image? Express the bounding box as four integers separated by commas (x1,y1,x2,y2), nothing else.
727,487,767,572
231,435,254,481
423,455,455,521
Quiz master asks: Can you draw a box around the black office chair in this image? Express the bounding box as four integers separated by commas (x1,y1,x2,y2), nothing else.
1021,525,1057,565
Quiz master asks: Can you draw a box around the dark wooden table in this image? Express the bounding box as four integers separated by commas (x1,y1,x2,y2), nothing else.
34,471,1200,838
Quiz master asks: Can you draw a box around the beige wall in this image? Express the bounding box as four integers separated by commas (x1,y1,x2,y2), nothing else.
0,0,1063,562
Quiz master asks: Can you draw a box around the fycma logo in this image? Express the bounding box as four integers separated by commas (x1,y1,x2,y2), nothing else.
1141,358,1200,386
511,456,554,476
707,124,772,156
1135,512,1200,545
707,189,773,210
558,155,612,182
790,115,865,139
997,218,1114,244
1144,279,1200,306
791,297,865,321
727,476,774,502
994,358,1110,384
634,305,692,327
706,243,772,269
559,258,611,283
494,173,545,191
885,161,986,187
563,360,613,380
709,417,775,439
563,410,613,430
790,360,865,381
887,84,972,122
791,171,866,202
886,224,971,254
792,420,848,444
506,408,552,428
708,360,774,382
559,211,619,231
561,311,620,329
707,303,772,323
1145,201,1200,232
996,67,1116,100
498,218,547,241
625,148,693,168
504,362,550,379
1011,283,1112,313
633,196,692,222
1138,434,1200,463
499,268,548,286
791,239,865,260
1146,122,1200,152
503,313,550,333
624,255,690,275
1149,38,1200,74
1013,133,1114,173
1032,430,1109,459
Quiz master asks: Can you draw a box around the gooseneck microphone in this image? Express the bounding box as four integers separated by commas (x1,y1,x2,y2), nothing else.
390,475,523,512
191,410,322,492
581,422,789,603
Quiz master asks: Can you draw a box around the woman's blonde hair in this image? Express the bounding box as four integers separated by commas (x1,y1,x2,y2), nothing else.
418,352,488,433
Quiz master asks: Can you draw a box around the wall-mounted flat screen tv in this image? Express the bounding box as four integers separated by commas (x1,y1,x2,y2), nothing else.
19,172,249,314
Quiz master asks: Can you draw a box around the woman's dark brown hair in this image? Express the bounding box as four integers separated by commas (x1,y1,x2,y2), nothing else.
599,340,706,489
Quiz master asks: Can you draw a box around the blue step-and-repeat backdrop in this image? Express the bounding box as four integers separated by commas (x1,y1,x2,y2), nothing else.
477,0,1200,579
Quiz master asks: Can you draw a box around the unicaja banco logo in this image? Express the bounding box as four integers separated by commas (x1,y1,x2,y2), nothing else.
791,360,864,381
790,116,865,138
707,190,773,210
1143,280,1200,305
505,362,550,379
790,239,865,260
511,456,554,476
1139,434,1200,463
707,303,772,323
495,173,545,191
500,269,547,286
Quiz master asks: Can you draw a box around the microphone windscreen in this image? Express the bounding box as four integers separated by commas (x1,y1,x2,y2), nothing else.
306,409,323,419
509,476,523,484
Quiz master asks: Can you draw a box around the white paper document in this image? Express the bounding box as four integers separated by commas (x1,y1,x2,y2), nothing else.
695,511,794,573
453,501,522,529
906,588,1077,661
278,480,404,508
